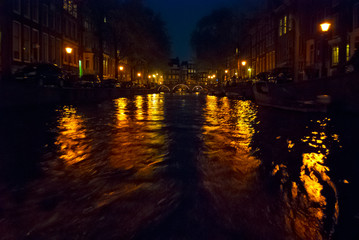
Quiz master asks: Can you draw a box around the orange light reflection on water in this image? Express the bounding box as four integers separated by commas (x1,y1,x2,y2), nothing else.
56,106,90,166
110,94,166,174
273,117,339,239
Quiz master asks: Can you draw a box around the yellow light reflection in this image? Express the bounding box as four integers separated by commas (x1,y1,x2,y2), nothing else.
110,94,166,175
135,95,144,120
273,117,339,239
114,98,128,122
203,95,260,177
56,106,90,165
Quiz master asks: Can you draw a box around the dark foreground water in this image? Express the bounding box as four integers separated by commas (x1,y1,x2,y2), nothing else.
0,93,358,240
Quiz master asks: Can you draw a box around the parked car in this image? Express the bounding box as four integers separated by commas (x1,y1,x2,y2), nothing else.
74,74,101,88
268,67,293,83
101,78,120,88
13,63,66,87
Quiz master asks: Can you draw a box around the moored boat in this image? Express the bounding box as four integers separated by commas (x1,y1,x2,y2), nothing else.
252,72,359,113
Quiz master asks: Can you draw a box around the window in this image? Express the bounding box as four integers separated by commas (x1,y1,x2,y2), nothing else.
12,21,21,61
50,36,55,63
284,16,287,34
32,29,39,62
86,59,90,69
288,16,292,31
346,44,350,61
32,0,39,22
0,31,2,67
24,0,31,18
42,4,48,27
63,0,77,18
279,19,283,36
56,13,61,33
13,0,21,14
49,10,55,30
332,46,339,66
354,4,359,29
42,33,49,62
310,44,314,65
23,26,30,62
55,38,61,65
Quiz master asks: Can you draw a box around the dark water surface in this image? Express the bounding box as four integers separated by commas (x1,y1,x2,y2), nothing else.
0,93,358,239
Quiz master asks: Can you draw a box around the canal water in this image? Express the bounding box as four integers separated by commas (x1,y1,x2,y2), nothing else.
0,93,358,239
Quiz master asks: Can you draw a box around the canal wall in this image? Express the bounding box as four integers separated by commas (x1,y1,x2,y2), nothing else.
0,87,157,108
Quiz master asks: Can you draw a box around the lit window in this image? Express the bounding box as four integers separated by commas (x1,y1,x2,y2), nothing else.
284,16,287,34
332,46,339,66
12,21,21,61
346,44,350,61
279,19,283,36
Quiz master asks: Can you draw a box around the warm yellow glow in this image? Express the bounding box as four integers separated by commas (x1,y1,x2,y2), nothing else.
248,68,252,72
152,74,156,78
56,106,89,165
241,61,247,66
137,72,141,77
135,95,144,120
225,70,229,74
119,66,124,71
110,95,166,174
65,47,73,54
148,75,151,79
208,76,211,79
320,22,331,32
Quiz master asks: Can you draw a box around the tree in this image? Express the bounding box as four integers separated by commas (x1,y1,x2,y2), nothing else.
108,1,171,80
78,0,171,81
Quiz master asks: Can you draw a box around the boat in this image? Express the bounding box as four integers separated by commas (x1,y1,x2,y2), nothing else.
252,72,359,113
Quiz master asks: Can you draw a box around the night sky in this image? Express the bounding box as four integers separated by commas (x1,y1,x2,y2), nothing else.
145,0,263,61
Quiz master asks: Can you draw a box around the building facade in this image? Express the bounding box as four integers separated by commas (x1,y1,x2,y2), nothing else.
0,0,118,84
237,0,359,82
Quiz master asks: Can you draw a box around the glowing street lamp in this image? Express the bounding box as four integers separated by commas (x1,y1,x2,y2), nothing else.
65,47,73,54
137,72,141,77
148,75,152,79
320,22,331,32
320,22,331,77
119,66,124,71
225,69,229,74
241,61,247,66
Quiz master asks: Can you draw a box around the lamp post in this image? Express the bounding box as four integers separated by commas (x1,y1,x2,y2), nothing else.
320,22,331,78
241,61,247,79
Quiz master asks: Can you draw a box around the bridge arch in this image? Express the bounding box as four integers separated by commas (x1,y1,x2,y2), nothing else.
172,84,190,92
157,85,171,92
192,85,204,92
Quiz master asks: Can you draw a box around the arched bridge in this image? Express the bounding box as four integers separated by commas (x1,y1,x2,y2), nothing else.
157,84,208,93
